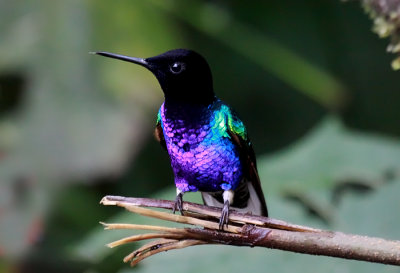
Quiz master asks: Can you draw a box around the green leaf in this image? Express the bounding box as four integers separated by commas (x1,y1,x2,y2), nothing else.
258,116,400,194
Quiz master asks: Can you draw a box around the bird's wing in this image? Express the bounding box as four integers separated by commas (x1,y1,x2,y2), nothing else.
225,107,268,216
154,110,167,150
201,104,268,216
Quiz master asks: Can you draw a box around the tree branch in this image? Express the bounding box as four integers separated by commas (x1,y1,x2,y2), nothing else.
100,195,400,267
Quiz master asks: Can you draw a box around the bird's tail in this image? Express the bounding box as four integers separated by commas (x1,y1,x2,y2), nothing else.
201,179,268,217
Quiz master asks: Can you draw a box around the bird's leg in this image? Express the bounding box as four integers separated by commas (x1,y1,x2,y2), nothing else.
219,190,234,230
172,189,184,215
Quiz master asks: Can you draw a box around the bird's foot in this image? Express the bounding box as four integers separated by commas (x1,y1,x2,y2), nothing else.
172,192,184,215
219,200,230,230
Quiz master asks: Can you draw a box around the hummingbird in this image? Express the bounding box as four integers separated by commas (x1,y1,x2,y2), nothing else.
94,49,268,228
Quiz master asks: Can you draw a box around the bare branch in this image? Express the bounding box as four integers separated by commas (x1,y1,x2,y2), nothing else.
102,195,319,232
100,195,400,266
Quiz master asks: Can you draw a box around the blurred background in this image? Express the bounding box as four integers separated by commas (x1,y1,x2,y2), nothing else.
1,0,400,272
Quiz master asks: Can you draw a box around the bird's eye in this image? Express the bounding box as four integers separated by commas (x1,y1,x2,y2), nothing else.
170,62,185,74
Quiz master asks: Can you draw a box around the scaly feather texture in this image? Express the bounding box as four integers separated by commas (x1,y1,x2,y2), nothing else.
157,99,243,193
157,98,268,216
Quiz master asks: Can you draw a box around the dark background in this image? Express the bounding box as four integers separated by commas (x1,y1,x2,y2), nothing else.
1,1,399,272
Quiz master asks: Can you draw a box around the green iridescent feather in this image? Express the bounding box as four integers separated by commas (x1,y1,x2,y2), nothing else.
222,104,249,143
156,109,162,126
156,102,250,145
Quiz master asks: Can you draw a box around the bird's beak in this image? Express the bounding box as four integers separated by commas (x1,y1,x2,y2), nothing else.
92,51,149,68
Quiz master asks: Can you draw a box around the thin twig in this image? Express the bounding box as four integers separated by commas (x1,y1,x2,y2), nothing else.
100,222,182,233
100,195,400,266
102,197,242,233
123,239,176,263
129,239,206,267
107,233,185,248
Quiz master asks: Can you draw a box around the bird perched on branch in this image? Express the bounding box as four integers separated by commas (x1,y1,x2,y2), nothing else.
94,49,268,228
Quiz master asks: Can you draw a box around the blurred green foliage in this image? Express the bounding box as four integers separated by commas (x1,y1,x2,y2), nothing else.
0,0,399,272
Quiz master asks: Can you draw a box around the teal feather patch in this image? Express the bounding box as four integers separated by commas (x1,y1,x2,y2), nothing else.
223,105,248,142
156,108,162,127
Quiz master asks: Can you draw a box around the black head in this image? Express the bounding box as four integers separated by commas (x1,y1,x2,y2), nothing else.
94,49,215,104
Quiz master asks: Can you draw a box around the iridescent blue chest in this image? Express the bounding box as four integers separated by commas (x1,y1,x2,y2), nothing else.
158,100,243,193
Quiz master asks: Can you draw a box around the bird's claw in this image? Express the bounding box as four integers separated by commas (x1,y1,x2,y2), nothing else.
219,200,230,230
172,193,184,215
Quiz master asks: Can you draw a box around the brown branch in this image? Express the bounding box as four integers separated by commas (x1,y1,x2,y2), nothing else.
100,195,400,267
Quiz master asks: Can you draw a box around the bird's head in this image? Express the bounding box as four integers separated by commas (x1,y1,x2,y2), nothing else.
94,49,215,104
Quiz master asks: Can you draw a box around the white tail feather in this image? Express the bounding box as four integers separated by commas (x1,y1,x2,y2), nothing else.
201,182,264,216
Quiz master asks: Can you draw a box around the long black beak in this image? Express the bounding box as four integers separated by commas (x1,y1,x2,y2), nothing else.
92,51,148,68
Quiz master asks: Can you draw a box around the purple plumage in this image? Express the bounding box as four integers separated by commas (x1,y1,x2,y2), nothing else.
158,99,243,193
